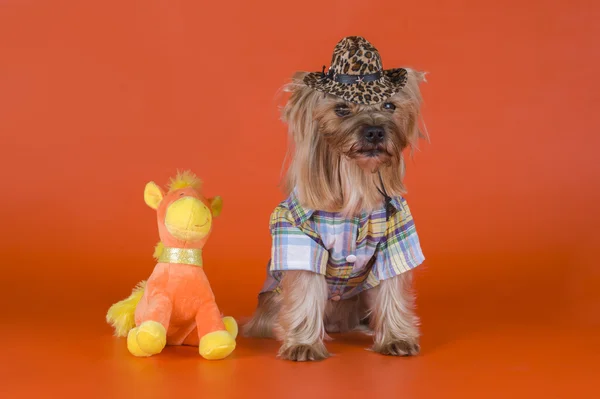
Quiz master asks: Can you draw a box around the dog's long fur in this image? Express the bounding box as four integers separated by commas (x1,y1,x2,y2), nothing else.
244,68,426,361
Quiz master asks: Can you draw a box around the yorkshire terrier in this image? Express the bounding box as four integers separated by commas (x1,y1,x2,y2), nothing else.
244,36,428,361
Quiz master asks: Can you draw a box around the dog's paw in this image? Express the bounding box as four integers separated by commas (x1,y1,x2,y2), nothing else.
373,339,420,356
278,342,330,362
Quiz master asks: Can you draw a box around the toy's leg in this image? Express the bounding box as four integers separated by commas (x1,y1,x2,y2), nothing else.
181,316,238,347
367,271,420,356
222,316,238,339
196,301,236,360
127,293,172,357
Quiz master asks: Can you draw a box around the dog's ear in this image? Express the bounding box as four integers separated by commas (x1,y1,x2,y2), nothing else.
281,70,320,144
405,68,427,85
291,71,309,83
284,71,310,93
281,71,309,97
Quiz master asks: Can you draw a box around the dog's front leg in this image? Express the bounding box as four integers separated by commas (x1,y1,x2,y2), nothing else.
369,271,420,356
276,270,329,361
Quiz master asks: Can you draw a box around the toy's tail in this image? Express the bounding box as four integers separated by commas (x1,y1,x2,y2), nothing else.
106,281,146,337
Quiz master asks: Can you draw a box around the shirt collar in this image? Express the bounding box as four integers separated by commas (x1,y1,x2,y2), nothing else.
388,196,405,214
284,190,315,226
284,190,405,226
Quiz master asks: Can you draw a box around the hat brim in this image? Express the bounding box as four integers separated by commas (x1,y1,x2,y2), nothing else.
302,68,408,105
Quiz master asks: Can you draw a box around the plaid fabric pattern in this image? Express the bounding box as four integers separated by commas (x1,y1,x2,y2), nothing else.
260,192,425,300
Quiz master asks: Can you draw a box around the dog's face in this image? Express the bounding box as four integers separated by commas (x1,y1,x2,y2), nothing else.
281,69,425,214
313,94,411,173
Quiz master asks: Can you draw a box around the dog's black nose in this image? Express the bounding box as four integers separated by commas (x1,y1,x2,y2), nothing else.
363,126,385,144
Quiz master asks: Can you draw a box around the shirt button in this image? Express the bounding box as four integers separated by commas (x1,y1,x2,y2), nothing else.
346,254,357,263
331,295,341,301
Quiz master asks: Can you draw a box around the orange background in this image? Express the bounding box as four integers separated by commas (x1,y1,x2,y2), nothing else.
1,0,599,398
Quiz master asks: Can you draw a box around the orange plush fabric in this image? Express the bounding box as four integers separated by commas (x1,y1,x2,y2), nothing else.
106,171,236,359
135,259,227,347
137,187,225,346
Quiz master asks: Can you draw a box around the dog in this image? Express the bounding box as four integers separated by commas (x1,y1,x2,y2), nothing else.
244,36,427,361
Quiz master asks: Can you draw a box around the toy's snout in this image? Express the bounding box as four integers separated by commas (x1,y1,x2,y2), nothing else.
164,196,212,241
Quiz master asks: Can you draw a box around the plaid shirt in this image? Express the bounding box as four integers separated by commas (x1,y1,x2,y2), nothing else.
260,191,425,300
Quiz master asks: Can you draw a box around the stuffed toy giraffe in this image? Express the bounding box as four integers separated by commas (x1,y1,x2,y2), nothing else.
106,171,237,360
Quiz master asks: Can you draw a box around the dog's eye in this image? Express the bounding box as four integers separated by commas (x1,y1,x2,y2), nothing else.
334,105,351,117
383,102,396,111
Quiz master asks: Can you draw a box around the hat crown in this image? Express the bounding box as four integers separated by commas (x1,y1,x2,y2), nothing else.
329,36,382,76
302,35,408,105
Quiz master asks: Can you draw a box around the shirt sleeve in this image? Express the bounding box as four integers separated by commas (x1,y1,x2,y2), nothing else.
269,206,329,275
373,200,425,280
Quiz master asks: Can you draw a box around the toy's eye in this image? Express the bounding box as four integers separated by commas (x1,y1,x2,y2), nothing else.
383,102,396,111
334,104,351,117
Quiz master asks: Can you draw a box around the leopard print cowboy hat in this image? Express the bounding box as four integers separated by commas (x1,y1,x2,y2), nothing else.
303,36,408,106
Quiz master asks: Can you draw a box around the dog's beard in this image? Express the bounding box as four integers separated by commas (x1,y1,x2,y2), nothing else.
293,129,405,216
344,137,395,173
355,155,389,174
290,117,408,215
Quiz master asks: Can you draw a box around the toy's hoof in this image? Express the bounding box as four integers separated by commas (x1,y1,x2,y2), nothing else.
199,330,236,360
222,316,238,339
134,321,166,356
127,327,151,357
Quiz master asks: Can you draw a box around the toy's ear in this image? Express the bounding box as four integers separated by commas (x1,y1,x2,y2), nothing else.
209,196,223,217
144,182,164,210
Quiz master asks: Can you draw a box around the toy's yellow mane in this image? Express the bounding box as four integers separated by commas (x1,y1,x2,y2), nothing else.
168,170,202,193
